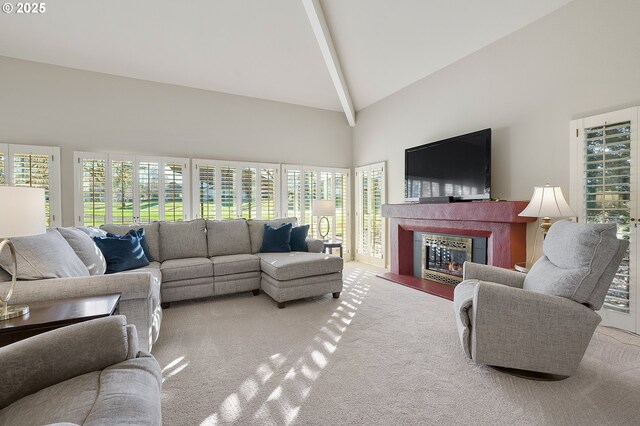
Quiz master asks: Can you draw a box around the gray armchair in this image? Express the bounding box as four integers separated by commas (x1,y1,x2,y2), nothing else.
453,220,628,378
0,315,162,425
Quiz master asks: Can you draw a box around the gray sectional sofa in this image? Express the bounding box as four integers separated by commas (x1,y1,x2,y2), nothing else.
0,217,343,352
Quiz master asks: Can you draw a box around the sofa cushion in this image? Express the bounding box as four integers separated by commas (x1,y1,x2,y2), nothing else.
260,223,292,253
257,252,343,281
211,254,260,276
116,261,162,284
57,227,107,276
291,225,310,252
0,229,90,280
523,220,620,305
159,219,208,261
206,219,251,256
247,217,298,254
94,233,150,274
101,223,160,262
160,257,213,282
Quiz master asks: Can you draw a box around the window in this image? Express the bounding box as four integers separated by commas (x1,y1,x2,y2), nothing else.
355,162,386,266
0,144,6,186
6,145,61,227
282,165,351,258
74,152,190,226
78,154,107,227
192,160,279,220
570,107,638,333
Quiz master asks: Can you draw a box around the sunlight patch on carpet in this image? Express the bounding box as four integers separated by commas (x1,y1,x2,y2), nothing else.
200,267,373,425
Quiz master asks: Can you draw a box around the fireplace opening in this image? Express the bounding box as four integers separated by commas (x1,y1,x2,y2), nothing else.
422,234,473,285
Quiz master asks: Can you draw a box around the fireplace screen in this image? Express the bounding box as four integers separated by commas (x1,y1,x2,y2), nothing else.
422,234,473,286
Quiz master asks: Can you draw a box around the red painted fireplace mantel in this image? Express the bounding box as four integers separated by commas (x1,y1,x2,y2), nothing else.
380,201,535,300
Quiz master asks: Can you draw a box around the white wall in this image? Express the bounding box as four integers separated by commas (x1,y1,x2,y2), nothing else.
0,56,352,226
353,0,640,203
352,0,640,260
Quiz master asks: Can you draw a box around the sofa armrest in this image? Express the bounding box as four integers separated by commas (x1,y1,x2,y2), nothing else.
0,316,134,410
0,272,155,305
471,281,601,375
462,262,525,288
306,238,325,253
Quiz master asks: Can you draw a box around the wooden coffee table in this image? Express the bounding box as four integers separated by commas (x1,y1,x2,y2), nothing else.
0,293,121,348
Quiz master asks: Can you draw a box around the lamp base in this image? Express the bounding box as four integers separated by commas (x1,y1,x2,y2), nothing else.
0,305,29,321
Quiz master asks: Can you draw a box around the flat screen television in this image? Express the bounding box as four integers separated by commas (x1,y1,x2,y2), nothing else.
405,129,491,202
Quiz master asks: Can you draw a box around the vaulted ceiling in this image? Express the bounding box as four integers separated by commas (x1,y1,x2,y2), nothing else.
0,0,572,124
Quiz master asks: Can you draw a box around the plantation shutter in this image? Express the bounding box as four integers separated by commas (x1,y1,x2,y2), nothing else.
110,158,135,225
220,165,238,219
194,162,216,219
163,159,189,222
0,144,6,185
10,145,61,227
335,171,349,256
304,171,317,237
356,162,386,266
137,158,161,224
77,155,107,226
240,166,257,219
285,167,303,220
583,120,632,313
259,166,278,220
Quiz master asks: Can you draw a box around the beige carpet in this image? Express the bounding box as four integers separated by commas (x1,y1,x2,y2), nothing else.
152,263,640,425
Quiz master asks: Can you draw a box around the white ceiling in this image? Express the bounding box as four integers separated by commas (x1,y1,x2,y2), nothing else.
0,0,572,115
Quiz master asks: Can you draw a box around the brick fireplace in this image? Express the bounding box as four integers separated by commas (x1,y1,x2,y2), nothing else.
380,201,535,300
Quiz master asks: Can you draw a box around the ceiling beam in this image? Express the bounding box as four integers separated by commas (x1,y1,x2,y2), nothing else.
301,0,355,127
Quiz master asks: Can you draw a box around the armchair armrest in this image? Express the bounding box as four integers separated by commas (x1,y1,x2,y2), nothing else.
0,315,136,410
463,262,525,288
471,282,601,375
306,238,325,253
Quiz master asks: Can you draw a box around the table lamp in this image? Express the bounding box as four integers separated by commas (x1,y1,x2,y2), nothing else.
312,199,336,240
518,184,577,235
0,186,46,320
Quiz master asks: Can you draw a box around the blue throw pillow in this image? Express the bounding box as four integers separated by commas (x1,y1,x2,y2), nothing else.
106,228,154,262
93,233,150,274
260,223,292,253
290,225,309,252
132,228,155,262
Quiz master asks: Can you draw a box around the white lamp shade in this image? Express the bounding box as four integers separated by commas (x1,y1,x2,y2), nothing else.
312,199,336,216
519,185,577,218
0,186,46,238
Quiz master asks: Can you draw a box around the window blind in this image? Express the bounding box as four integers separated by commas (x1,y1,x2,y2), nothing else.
304,171,317,237
198,164,216,219
220,166,237,219
13,153,53,226
260,167,277,220
286,169,302,219
241,167,257,219
583,120,631,313
164,162,186,222
138,161,160,224
111,160,135,225
81,158,107,227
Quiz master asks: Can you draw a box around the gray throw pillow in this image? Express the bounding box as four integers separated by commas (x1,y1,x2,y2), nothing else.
0,229,90,280
57,227,107,276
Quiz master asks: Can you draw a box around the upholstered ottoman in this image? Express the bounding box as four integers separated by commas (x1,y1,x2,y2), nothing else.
257,252,343,308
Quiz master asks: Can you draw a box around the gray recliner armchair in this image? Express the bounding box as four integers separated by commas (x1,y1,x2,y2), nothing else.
0,315,162,425
453,220,628,377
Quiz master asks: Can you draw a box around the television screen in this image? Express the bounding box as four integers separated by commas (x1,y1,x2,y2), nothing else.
405,129,491,201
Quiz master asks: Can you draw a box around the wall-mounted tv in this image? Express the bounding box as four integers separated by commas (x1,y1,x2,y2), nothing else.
405,129,491,202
